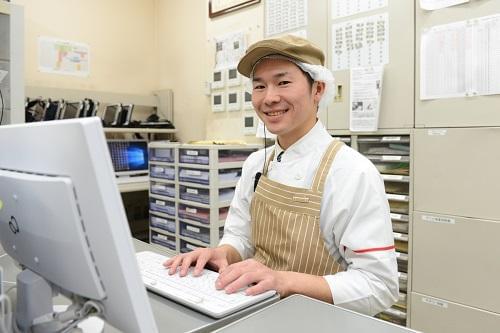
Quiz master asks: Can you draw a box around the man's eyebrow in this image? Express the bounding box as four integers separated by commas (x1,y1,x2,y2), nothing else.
252,72,290,82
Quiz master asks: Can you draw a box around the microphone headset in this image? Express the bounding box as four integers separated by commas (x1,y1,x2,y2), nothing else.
254,124,267,191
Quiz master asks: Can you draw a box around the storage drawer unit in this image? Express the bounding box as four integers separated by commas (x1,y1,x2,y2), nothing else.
148,142,261,253
410,292,500,333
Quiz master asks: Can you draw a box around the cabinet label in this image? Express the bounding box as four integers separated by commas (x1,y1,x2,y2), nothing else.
185,243,199,251
186,225,200,233
422,215,455,224
381,136,401,142
422,297,448,308
186,170,202,176
186,150,199,156
186,188,199,194
155,200,165,206
428,129,447,136
382,155,402,161
186,207,197,214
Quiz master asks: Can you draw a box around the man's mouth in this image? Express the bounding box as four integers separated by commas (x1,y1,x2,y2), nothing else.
264,109,288,117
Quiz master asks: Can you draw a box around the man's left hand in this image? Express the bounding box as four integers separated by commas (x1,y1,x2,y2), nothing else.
215,259,289,297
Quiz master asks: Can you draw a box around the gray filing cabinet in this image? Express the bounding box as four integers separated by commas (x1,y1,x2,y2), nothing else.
331,130,413,327
148,142,260,255
411,127,500,332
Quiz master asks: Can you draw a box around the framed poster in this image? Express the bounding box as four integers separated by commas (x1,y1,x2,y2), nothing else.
209,0,260,18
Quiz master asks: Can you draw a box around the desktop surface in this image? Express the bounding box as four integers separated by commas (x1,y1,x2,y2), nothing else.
214,294,421,333
0,239,278,333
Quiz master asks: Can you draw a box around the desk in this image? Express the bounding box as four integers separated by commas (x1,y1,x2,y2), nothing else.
0,240,278,333
214,294,421,333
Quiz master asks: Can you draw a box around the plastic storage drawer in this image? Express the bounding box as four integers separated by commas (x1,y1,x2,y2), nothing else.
150,214,176,234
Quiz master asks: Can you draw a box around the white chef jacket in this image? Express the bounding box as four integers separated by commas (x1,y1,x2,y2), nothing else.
219,120,399,316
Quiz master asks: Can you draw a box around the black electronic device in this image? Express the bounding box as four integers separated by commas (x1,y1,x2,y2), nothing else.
117,104,134,126
60,101,83,119
102,104,122,127
44,99,64,121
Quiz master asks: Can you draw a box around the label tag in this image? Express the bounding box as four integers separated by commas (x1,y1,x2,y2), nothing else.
186,225,200,233
186,243,198,251
155,200,165,206
186,150,199,156
428,129,447,136
422,297,448,308
186,170,202,176
186,188,199,194
382,136,401,142
422,215,455,224
382,155,402,161
186,207,197,214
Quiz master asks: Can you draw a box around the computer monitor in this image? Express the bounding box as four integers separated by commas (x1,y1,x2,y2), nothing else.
43,99,64,121
0,118,158,333
117,104,134,126
102,104,121,127
60,101,83,119
107,139,149,177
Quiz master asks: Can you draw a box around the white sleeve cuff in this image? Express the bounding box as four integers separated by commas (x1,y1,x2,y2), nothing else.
219,235,252,260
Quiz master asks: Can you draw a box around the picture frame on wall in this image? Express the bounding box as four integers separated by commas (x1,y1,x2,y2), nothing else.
209,0,261,18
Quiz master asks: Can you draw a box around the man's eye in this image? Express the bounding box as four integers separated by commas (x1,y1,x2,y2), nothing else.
253,85,265,90
278,81,291,86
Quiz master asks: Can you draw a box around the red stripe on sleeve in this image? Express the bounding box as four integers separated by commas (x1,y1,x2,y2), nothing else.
352,245,395,254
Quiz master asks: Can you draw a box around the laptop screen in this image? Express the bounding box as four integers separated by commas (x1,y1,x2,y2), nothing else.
107,140,149,176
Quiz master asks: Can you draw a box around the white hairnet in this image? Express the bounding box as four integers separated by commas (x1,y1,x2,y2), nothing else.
250,55,335,110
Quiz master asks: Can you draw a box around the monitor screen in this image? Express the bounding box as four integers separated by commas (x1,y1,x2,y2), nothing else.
228,93,238,104
0,118,157,332
62,102,81,119
228,69,238,80
103,104,120,126
245,116,254,127
107,140,149,175
213,71,222,82
213,94,222,105
244,91,252,102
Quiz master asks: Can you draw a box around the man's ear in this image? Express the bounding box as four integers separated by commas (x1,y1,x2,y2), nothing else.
313,81,326,104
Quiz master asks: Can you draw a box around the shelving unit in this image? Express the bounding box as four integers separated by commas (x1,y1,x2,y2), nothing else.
147,142,260,256
331,132,412,327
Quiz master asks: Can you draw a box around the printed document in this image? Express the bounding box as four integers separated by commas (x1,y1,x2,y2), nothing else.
420,14,500,99
350,65,384,132
420,0,469,11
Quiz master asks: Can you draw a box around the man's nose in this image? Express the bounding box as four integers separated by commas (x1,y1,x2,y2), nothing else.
263,86,280,104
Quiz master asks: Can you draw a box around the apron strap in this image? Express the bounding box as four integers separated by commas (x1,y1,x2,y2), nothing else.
311,140,344,193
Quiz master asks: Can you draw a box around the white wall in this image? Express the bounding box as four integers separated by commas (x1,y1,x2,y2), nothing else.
13,0,158,95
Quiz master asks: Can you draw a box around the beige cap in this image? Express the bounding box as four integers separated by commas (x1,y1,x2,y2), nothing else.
237,35,325,77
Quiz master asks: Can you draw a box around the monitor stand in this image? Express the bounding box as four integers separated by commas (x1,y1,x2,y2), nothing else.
14,270,104,333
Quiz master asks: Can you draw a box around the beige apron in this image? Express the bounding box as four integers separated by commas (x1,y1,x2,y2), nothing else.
250,140,345,276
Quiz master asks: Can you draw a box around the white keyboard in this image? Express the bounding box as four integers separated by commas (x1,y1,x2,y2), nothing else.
136,251,277,318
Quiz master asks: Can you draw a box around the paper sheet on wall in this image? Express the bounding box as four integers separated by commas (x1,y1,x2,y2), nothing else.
332,0,387,19
265,0,308,37
332,13,389,71
420,14,500,100
420,0,469,11
214,31,246,70
38,37,89,76
350,65,384,132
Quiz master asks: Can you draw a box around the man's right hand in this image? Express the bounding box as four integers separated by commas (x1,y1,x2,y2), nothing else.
163,245,239,277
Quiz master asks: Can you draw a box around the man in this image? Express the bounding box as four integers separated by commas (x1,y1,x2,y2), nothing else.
165,35,398,316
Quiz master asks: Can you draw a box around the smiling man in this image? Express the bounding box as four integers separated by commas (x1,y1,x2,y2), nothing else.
165,35,398,316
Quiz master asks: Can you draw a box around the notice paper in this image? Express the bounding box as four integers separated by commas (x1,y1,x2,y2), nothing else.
38,36,89,76
332,13,389,71
350,65,384,132
332,0,387,19
265,0,308,36
420,0,469,11
214,31,246,70
420,14,500,100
